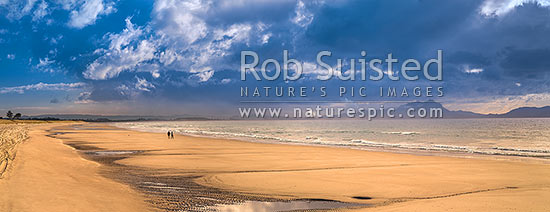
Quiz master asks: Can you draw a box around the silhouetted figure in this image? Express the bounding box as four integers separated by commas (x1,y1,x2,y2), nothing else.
170,131,174,139
167,131,171,139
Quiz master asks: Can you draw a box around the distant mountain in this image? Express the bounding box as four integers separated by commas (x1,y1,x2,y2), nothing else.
397,100,483,118
398,101,550,118
445,110,486,118
489,106,550,118
22,114,212,121
396,100,447,116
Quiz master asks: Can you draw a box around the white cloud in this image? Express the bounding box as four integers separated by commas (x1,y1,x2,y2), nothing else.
159,48,181,66
301,62,323,75
32,0,48,21
464,68,483,74
1,0,37,20
58,0,79,10
212,24,251,49
83,18,157,80
6,54,15,60
193,23,252,67
37,57,54,66
151,71,160,78
190,66,212,73
153,0,209,45
300,61,347,80
261,32,272,45
480,0,550,16
84,39,157,80
0,0,116,23
35,57,57,73
83,0,264,83
22,0,38,14
0,82,86,94
134,77,155,92
68,0,115,28
191,67,214,82
108,18,143,51
197,71,214,82
49,34,63,44
220,78,231,84
75,91,94,104
292,0,313,27
150,1,258,81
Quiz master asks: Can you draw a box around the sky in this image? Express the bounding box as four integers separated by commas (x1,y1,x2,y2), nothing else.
1,0,550,116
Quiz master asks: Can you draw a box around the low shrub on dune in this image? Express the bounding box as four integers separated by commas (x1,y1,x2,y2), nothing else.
0,125,28,177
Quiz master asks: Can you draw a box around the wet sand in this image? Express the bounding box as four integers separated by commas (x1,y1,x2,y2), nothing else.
3,122,550,211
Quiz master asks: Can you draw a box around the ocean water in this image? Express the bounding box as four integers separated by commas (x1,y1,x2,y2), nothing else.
113,118,550,159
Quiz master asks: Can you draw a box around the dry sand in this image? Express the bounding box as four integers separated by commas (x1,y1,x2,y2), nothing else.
0,123,151,212
2,122,550,211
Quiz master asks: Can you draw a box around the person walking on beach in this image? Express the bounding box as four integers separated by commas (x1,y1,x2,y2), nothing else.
170,131,174,139
167,131,171,139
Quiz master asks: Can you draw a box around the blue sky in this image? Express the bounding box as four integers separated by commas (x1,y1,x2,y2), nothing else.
1,0,550,116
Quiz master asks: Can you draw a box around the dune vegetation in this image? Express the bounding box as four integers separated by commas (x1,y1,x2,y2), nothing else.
0,125,28,178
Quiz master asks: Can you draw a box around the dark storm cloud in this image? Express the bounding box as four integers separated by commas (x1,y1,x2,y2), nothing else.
50,98,60,104
500,48,550,77
304,0,479,54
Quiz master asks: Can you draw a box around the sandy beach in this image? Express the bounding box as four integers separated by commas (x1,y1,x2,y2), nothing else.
2,122,550,211
0,123,151,212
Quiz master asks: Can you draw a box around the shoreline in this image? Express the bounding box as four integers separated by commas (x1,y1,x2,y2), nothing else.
112,121,550,165
3,122,550,211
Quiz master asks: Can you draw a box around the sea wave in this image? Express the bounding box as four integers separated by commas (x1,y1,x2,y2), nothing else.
113,122,550,159
382,131,419,135
349,139,550,158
